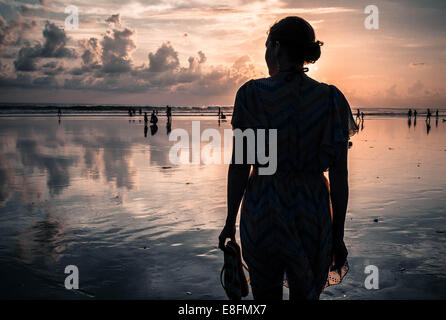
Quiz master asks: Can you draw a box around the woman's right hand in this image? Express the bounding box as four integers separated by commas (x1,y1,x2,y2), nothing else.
218,223,236,251
332,239,348,269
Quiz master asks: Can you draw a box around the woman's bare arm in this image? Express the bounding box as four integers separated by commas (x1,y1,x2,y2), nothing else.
328,141,349,267
226,162,251,226
218,136,251,249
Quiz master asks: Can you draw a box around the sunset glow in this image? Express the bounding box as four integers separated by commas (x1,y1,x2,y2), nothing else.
0,0,445,108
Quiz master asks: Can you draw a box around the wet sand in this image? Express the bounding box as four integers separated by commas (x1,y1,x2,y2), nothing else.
0,115,445,299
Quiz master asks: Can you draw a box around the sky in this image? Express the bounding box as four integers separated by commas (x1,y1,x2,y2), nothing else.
0,0,445,108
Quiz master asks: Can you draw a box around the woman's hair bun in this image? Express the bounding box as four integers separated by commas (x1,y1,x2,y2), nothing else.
268,16,323,65
303,40,323,64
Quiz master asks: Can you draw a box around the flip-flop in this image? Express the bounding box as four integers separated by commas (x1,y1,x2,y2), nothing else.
220,240,249,300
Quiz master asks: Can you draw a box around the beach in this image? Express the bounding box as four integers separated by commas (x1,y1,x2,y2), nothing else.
0,114,445,299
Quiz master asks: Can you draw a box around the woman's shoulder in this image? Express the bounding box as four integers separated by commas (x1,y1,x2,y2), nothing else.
238,74,296,92
237,75,349,104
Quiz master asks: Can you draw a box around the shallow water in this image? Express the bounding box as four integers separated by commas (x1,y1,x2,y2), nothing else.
0,115,445,299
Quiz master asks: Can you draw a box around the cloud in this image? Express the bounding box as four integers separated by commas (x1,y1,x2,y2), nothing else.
409,62,429,68
14,44,40,71
42,61,65,75
0,8,265,102
105,13,121,26
13,21,77,72
40,21,77,58
79,37,102,69
0,15,37,52
19,4,45,17
148,41,179,72
101,28,136,73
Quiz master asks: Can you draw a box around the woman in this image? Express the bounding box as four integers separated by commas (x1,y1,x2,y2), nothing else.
218,16,358,300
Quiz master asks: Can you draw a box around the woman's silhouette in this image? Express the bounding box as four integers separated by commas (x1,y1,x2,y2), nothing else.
219,16,358,300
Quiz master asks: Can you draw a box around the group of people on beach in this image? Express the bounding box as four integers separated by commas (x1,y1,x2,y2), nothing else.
141,106,172,137
143,110,158,125
128,106,173,125
129,107,158,118
355,107,440,121
407,108,439,120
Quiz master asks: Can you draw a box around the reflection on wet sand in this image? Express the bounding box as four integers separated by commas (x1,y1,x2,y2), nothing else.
0,116,446,299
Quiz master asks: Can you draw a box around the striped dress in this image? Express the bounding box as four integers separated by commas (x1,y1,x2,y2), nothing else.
231,70,358,299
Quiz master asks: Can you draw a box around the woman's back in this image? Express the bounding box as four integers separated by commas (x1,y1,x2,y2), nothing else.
232,71,354,175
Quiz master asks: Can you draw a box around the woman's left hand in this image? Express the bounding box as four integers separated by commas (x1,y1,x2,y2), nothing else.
218,223,236,251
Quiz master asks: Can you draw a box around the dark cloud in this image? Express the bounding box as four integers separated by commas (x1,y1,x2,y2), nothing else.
33,75,57,87
40,21,77,58
14,43,40,71
101,28,136,73
148,41,180,72
105,13,121,26
0,73,33,88
13,21,77,72
42,61,65,75
79,38,102,68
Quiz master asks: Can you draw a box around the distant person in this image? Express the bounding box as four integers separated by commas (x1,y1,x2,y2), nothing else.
435,109,439,118
218,107,226,119
139,108,142,115
166,120,172,134
408,109,412,118
218,16,358,301
361,112,364,120
150,110,158,124
166,105,172,119
144,112,148,123
414,109,417,118
426,108,431,120
150,123,158,136
357,109,360,118
57,108,62,117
